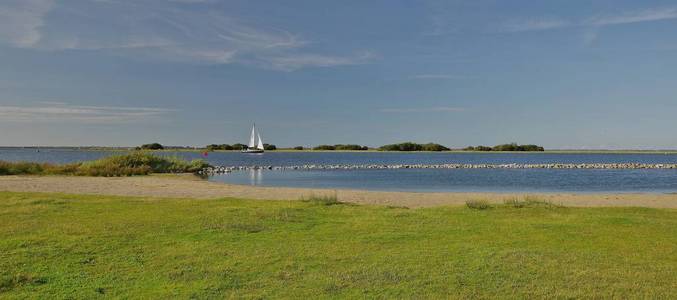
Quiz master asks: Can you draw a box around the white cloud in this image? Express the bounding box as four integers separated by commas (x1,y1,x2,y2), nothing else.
0,103,176,123
0,1,372,70
502,19,570,32
410,74,469,80
262,51,374,71
379,107,465,113
585,8,677,26
0,0,54,47
503,7,677,33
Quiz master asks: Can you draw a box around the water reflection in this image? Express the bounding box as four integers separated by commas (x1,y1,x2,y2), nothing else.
248,169,263,186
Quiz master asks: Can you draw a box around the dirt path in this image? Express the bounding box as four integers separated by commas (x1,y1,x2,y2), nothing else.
1,175,677,208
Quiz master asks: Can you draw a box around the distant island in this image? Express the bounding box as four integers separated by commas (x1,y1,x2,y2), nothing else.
133,142,545,152
463,143,545,152
378,142,450,151
313,144,369,151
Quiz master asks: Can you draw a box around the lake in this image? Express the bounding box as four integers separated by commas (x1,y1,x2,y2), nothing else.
3,148,677,193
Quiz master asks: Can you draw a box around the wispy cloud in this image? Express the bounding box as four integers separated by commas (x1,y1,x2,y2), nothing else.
0,1,372,71
262,51,375,71
410,74,469,80
0,0,54,47
585,8,677,26
0,103,177,123
379,106,465,113
502,19,570,32
503,7,677,33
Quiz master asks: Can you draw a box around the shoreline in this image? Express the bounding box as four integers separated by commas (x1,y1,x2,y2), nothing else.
4,147,677,154
2,174,677,208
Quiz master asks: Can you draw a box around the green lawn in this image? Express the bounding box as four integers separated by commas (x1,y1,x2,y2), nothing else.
1,192,676,298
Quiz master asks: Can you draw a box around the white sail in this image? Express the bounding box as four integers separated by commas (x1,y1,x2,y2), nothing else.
256,133,264,150
248,125,256,148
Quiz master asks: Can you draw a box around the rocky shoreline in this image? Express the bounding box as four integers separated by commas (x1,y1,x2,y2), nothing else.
200,163,677,175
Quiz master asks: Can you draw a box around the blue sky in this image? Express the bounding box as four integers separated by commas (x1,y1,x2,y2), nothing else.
1,0,677,149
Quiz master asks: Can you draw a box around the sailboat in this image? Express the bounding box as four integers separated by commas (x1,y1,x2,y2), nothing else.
242,124,265,153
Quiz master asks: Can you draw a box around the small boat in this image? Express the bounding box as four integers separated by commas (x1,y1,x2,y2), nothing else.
242,123,265,153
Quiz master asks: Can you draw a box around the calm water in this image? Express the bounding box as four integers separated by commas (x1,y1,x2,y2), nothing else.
2,148,677,193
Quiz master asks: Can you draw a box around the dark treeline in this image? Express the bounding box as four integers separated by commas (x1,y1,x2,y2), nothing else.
379,142,450,152
138,143,164,150
464,143,544,152
141,142,541,152
313,144,369,151
206,143,276,151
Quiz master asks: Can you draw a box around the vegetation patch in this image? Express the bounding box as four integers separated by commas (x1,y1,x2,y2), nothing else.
1,192,676,298
504,196,564,209
464,143,545,152
0,152,210,177
206,143,276,151
313,144,369,151
301,192,342,206
465,199,492,210
137,143,165,150
379,142,450,151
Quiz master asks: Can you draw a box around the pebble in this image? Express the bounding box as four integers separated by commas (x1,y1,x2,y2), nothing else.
199,163,677,175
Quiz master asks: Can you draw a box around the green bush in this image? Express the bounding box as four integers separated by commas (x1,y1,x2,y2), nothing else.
464,143,544,152
206,144,235,151
301,192,342,206
293,146,305,150
492,143,544,152
503,196,564,208
313,145,336,151
334,144,368,151
466,200,492,210
0,152,210,177
263,144,277,150
139,143,164,150
313,144,368,151
379,142,449,151
421,143,450,151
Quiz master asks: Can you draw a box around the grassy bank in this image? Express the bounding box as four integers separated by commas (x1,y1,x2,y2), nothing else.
1,192,675,298
0,152,209,177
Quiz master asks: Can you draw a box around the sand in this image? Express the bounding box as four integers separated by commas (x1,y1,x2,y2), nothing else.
1,174,677,208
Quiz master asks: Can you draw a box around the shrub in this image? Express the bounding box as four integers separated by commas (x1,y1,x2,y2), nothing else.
334,144,368,151
140,143,164,150
492,143,544,152
263,144,277,150
206,144,235,151
466,200,492,210
313,145,336,151
232,143,247,150
464,144,544,152
314,144,368,151
503,196,564,208
0,152,211,177
421,143,450,151
379,142,449,151
293,146,305,150
301,192,341,206
379,142,423,151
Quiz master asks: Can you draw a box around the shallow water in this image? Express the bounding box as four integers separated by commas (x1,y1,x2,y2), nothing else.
209,168,677,193
3,149,677,193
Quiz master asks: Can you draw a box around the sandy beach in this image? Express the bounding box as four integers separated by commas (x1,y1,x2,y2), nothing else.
0,174,676,208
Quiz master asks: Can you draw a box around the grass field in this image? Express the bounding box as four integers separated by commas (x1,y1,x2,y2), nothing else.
1,192,676,298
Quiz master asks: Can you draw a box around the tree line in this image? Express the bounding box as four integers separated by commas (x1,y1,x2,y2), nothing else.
138,142,544,152
463,143,544,152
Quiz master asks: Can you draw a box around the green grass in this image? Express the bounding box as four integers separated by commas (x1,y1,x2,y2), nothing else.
1,192,676,298
300,192,342,206
0,152,210,176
